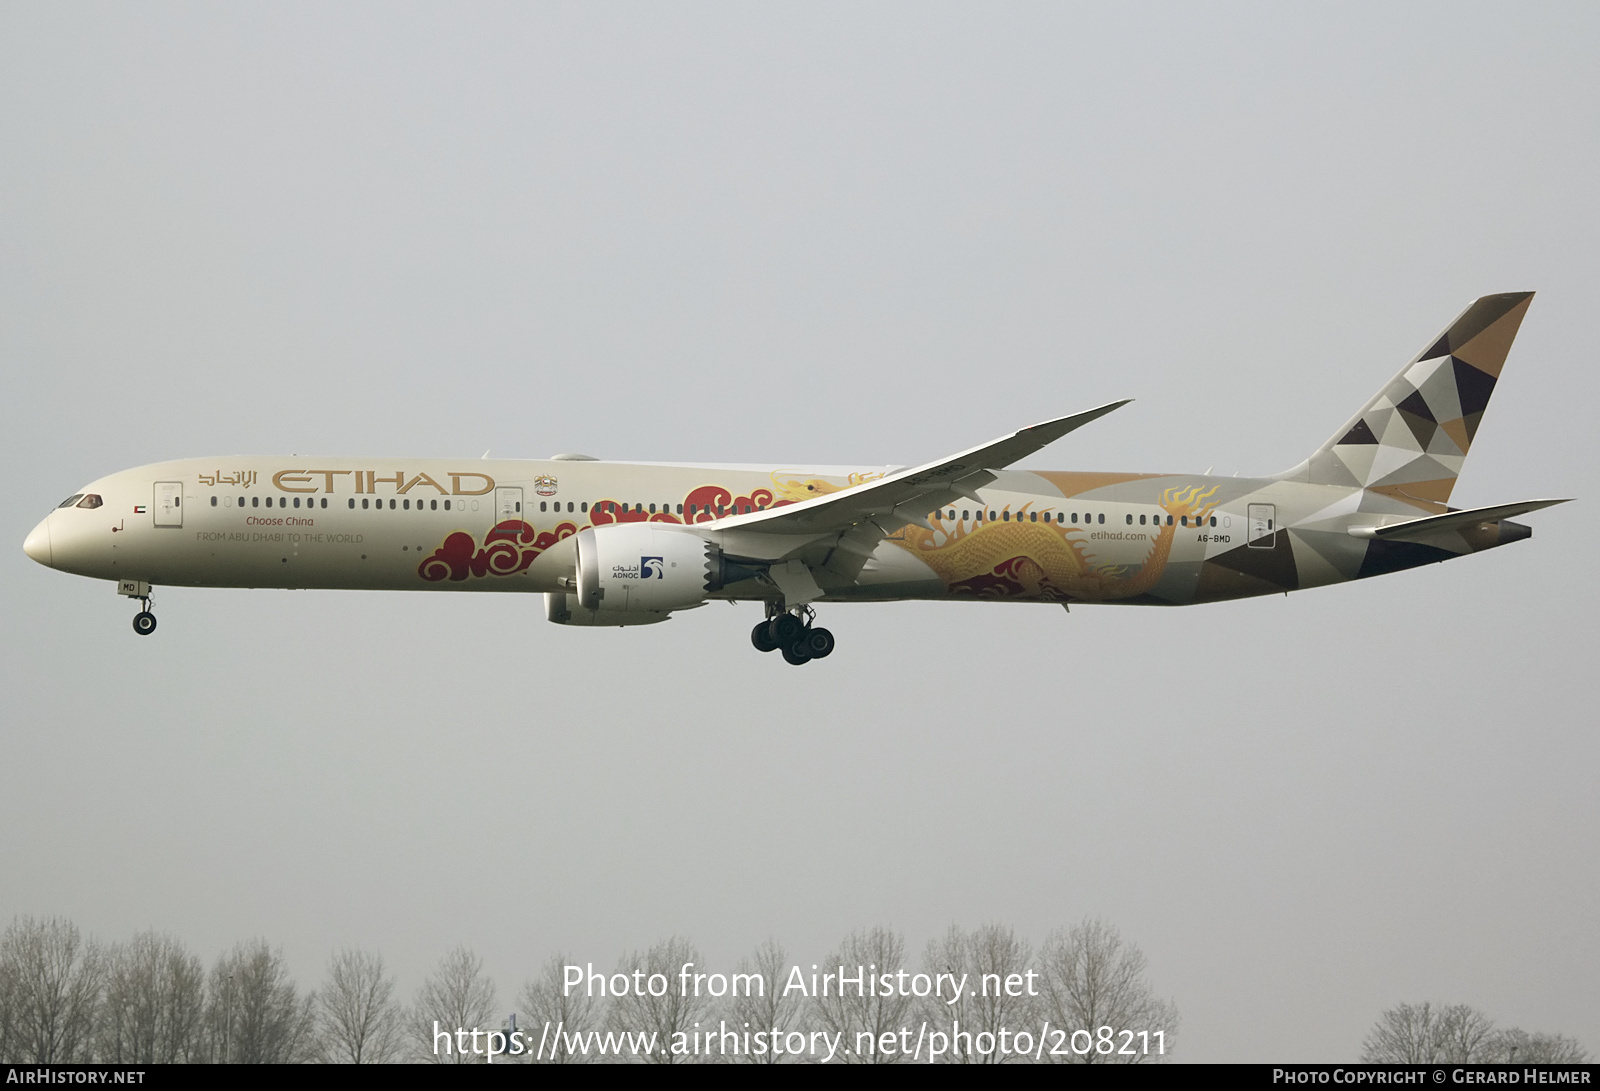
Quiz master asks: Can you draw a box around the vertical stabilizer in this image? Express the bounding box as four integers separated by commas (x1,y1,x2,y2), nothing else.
1277,292,1534,508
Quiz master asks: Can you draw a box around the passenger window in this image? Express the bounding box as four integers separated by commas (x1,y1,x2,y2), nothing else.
389,499,396,509
348,499,355,509
294,497,301,508
1209,516,1217,527
252,497,260,508
211,496,218,507
677,504,684,514
362,499,369,509
540,501,547,512
403,499,410,510
444,500,451,510
1139,514,1145,525
430,499,437,510
1126,514,1133,525
581,502,589,512
1098,513,1105,524
321,498,328,509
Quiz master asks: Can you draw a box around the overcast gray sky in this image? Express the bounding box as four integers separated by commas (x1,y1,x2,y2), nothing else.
3,1,1596,1062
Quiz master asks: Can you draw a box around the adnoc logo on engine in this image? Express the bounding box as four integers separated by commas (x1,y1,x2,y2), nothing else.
641,556,665,579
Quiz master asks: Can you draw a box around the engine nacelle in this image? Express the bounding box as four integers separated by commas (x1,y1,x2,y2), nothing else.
545,524,765,626
578,523,716,613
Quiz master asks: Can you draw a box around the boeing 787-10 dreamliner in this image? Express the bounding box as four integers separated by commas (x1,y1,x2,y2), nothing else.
23,292,1568,665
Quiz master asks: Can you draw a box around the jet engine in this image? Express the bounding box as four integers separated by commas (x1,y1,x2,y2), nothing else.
546,524,757,626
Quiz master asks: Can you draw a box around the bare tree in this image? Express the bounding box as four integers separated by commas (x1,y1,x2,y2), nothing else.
1363,1003,1585,1064
201,939,315,1063
410,946,498,1064
316,949,402,1063
920,923,1039,1063
1489,1027,1589,1064
811,926,915,1065
97,932,204,1063
0,943,15,1061
1361,1002,1496,1064
517,953,604,1063
726,939,804,1064
608,936,712,1064
0,916,105,1063
1037,918,1177,1064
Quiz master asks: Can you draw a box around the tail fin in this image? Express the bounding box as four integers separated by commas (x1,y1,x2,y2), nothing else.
1277,292,1534,509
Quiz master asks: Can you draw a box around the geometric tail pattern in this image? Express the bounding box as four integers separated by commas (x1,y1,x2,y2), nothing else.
1282,292,1534,508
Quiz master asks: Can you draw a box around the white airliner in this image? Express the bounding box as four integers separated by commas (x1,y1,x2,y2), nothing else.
24,293,1568,664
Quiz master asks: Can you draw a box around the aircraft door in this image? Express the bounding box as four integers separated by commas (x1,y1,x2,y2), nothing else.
154,482,183,528
1248,503,1276,548
496,487,524,525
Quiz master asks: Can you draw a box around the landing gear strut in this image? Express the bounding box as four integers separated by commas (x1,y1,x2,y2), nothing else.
118,579,157,636
753,603,834,665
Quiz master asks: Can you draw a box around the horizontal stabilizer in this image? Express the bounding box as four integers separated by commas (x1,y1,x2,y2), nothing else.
1348,498,1571,541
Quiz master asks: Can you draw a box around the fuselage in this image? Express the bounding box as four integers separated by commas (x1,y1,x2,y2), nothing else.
24,454,1524,608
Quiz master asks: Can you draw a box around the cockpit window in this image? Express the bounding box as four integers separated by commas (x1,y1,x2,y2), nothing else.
57,494,84,508
75,494,103,509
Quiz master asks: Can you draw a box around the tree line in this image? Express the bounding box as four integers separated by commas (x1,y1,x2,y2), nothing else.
6,913,1583,1063
1360,1002,1587,1065
0,916,1178,1063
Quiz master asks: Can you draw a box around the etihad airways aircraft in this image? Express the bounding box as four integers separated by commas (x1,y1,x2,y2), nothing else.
23,292,1568,665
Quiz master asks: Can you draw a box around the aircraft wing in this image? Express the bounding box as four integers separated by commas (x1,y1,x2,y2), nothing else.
706,400,1131,591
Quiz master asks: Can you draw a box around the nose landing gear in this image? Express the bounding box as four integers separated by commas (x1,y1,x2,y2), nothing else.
117,579,157,636
752,604,834,665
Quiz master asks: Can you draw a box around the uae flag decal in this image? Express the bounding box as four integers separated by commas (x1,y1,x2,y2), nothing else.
133,505,148,513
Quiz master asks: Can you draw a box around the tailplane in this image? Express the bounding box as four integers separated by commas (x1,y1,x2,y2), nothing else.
1277,292,1534,508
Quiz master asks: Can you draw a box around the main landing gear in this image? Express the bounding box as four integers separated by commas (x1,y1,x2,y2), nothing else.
118,579,158,636
751,604,834,666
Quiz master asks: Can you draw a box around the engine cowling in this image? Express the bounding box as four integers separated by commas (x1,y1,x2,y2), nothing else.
544,524,728,626
546,524,769,626
578,523,715,612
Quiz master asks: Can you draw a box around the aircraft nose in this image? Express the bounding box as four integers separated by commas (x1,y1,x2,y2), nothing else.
23,516,54,567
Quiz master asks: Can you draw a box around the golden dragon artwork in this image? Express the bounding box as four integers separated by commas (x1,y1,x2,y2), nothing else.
897,484,1220,602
